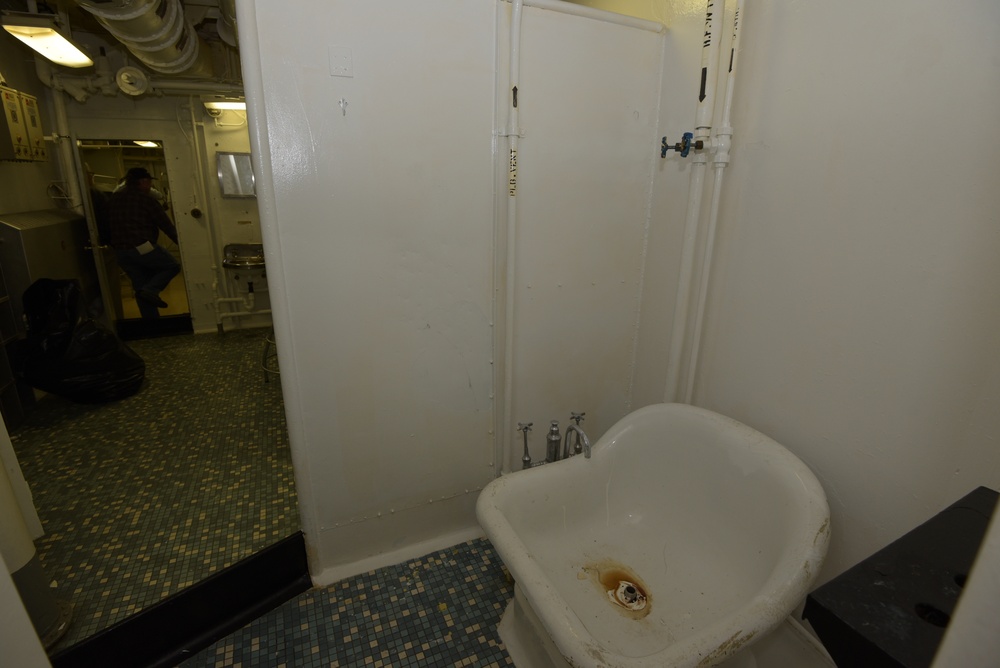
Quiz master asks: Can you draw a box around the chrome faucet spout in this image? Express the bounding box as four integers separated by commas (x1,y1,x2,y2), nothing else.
562,424,592,459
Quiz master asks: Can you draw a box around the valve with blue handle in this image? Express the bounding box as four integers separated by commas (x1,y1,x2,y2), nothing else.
660,132,704,158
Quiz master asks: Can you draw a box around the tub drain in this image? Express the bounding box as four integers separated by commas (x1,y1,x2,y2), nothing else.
609,580,647,612
583,561,652,619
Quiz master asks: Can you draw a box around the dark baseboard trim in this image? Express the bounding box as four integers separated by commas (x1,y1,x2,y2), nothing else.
117,315,194,341
50,532,311,668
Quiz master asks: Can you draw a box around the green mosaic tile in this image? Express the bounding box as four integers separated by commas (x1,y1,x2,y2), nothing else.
10,329,299,651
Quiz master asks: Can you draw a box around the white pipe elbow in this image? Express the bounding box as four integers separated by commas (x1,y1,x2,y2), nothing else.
713,127,733,166
57,79,91,103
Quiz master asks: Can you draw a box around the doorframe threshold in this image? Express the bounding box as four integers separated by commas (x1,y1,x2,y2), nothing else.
50,531,311,668
116,314,194,341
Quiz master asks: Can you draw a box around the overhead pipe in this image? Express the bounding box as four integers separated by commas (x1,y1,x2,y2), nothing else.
663,0,724,403
90,52,119,96
74,0,213,78
35,58,88,103
147,79,242,94
497,0,524,475
115,65,243,97
684,0,746,403
33,58,238,102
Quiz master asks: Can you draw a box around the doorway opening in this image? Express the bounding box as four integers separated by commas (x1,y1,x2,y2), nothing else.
6,136,299,656
79,139,192,339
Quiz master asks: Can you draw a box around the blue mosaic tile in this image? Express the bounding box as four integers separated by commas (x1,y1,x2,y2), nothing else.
184,538,514,667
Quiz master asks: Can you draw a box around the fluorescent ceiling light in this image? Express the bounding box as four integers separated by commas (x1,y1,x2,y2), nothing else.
2,11,93,68
133,141,160,148
203,100,246,111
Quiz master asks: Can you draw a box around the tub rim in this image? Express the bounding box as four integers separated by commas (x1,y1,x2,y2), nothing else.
476,402,831,668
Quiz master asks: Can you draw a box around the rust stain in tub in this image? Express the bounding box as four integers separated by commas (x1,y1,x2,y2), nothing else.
580,560,652,620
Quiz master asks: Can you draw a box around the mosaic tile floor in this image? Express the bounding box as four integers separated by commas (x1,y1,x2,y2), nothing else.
9,328,299,652
184,538,515,668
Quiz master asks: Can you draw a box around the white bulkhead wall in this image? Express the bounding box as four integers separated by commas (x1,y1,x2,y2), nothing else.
680,0,1000,581
241,0,1000,596
240,0,500,581
239,0,672,580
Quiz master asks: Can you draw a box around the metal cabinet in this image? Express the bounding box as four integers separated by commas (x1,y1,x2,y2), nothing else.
0,209,98,334
0,261,25,428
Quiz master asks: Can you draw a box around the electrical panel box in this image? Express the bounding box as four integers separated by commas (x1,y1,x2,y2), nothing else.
18,93,46,162
0,86,31,161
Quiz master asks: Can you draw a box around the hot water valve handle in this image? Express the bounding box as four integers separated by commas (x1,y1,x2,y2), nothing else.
660,132,704,158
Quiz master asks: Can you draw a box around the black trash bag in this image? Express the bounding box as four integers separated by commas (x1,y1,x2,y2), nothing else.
22,277,80,356
20,279,145,403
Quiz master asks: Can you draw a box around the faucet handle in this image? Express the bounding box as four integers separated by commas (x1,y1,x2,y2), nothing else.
518,422,534,470
570,412,585,425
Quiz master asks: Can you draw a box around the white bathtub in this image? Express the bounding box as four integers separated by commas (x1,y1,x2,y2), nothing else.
476,403,831,668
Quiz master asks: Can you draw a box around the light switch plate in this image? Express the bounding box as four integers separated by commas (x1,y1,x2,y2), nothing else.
329,46,354,78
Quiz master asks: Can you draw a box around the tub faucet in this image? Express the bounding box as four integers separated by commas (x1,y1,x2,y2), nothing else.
562,412,592,459
518,422,533,470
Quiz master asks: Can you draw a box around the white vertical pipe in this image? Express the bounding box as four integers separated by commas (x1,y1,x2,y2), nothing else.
664,0,724,403
684,0,745,403
500,0,524,474
54,107,83,212
694,0,724,141
717,0,744,132
683,167,724,403
39,60,85,213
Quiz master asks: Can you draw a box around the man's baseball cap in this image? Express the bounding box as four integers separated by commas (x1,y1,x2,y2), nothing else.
125,167,155,181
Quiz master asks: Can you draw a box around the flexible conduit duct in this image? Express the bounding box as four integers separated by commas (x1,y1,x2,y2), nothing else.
75,0,213,77
216,0,238,48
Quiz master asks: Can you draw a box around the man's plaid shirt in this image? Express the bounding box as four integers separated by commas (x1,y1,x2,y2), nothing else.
107,187,179,250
